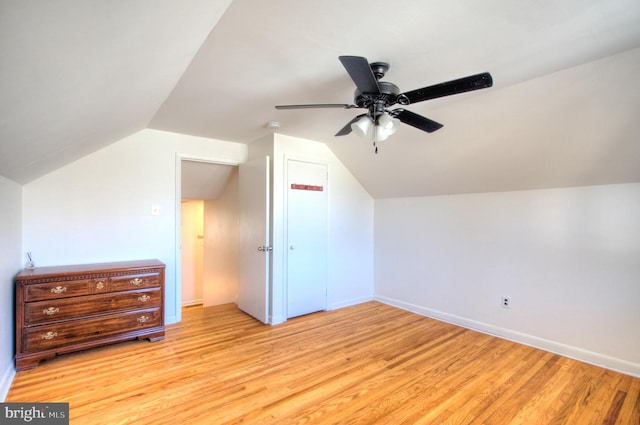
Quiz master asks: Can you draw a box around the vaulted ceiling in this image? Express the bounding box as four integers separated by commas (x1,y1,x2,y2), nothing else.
1,0,639,198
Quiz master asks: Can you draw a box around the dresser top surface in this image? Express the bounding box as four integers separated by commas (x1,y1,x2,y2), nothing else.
16,259,165,281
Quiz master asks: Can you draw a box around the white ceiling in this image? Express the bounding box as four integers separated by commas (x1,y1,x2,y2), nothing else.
1,0,639,198
0,0,234,183
181,160,235,200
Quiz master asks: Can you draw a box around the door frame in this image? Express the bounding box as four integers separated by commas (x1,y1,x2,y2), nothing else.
174,153,240,323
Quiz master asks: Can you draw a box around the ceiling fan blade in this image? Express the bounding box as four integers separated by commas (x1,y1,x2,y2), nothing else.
338,56,380,94
335,114,367,136
393,109,443,133
401,72,493,104
275,103,357,110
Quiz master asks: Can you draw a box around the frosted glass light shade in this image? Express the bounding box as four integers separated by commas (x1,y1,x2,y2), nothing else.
374,125,390,141
377,113,400,135
351,116,372,137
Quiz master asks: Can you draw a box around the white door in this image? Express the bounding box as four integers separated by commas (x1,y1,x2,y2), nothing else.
286,160,328,318
238,156,271,323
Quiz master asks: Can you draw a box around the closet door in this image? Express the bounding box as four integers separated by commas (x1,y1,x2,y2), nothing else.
286,160,328,318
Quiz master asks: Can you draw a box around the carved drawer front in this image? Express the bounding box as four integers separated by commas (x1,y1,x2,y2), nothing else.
24,307,162,352
25,278,110,302
24,289,162,325
110,272,160,292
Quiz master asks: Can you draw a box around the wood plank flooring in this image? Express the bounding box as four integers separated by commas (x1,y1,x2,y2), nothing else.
7,301,640,424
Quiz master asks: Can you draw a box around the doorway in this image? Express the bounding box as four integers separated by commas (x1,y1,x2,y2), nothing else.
179,158,240,312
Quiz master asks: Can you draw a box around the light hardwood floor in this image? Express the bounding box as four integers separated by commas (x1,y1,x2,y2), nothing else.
7,301,640,424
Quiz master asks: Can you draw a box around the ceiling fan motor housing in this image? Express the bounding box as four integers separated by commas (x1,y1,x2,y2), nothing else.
354,81,402,111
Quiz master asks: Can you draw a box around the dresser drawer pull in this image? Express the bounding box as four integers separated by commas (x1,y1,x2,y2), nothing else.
130,278,144,286
42,331,58,340
137,315,150,323
96,280,106,290
43,307,60,316
138,295,151,302
50,286,67,294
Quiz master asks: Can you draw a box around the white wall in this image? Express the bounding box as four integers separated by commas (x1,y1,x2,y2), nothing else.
20,129,372,327
181,200,204,306
271,135,374,323
203,167,239,306
375,183,640,376
22,129,248,324
0,175,22,400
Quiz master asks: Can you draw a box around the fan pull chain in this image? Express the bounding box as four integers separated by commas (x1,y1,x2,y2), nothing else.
372,116,379,154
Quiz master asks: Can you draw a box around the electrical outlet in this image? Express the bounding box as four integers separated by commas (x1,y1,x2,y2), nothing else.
501,296,510,309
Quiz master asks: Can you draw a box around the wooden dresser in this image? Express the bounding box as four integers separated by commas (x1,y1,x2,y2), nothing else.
15,259,165,371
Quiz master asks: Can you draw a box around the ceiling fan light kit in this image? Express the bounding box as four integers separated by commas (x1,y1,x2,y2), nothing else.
347,112,401,152
275,55,493,152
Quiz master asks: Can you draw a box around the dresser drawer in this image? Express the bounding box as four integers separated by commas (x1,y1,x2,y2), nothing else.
25,277,110,302
110,272,160,292
24,307,162,352
25,289,162,325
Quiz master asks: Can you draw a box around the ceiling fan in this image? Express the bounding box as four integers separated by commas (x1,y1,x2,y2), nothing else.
275,56,493,152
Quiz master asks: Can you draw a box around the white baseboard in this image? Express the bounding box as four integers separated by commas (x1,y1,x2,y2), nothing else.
328,295,374,311
269,296,374,325
181,299,203,307
0,363,15,401
375,295,640,378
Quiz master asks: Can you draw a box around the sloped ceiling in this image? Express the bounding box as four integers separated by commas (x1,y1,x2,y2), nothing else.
1,0,639,198
0,0,233,183
181,160,235,200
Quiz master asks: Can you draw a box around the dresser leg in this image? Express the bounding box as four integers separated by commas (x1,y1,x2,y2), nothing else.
15,353,55,372
142,332,165,342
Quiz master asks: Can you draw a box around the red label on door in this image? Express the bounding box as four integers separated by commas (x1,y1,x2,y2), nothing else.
291,184,323,191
